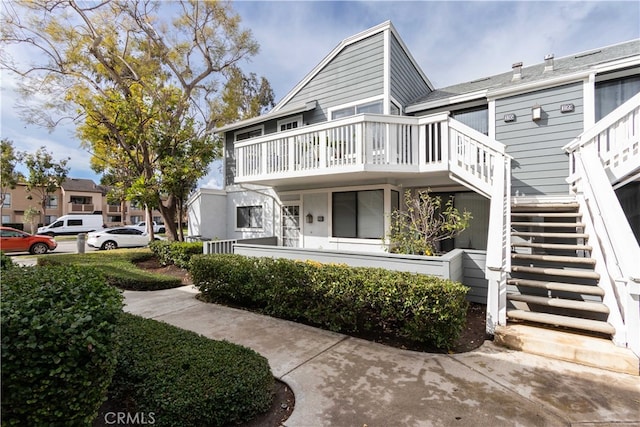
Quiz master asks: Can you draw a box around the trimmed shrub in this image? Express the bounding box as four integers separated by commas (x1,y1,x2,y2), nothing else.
149,240,203,268
191,254,469,349
109,313,274,427
0,251,13,270
1,265,123,425
38,250,182,290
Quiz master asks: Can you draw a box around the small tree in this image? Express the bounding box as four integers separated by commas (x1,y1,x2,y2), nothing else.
24,207,40,234
0,139,23,224
388,190,472,256
22,147,69,226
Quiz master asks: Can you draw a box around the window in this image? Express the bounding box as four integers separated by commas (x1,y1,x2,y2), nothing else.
68,219,83,226
332,190,384,239
237,206,263,229
108,215,122,223
44,215,57,224
234,126,263,142
46,195,58,208
130,215,143,223
1,193,11,207
2,215,10,224
595,75,640,121
330,100,383,120
451,106,488,135
70,196,92,205
278,115,302,132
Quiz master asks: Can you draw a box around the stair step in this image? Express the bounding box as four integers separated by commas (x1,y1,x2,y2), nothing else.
511,221,586,228
494,325,639,376
511,253,596,265
511,212,582,218
511,265,600,280
512,242,592,251
507,278,605,296
508,294,609,314
511,202,580,210
511,231,589,239
506,310,615,335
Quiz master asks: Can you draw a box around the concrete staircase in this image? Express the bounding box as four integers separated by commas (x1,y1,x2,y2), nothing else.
495,200,638,375
507,201,613,335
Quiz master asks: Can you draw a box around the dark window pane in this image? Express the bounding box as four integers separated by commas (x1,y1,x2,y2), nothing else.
332,192,357,238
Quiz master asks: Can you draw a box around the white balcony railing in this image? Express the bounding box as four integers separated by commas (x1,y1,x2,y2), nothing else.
564,93,640,355
234,113,504,197
565,92,640,186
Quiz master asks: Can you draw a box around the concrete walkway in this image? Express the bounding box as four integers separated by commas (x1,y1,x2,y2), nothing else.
124,286,640,427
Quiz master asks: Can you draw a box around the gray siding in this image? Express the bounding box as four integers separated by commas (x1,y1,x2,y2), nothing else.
462,250,488,304
389,34,431,108
286,33,385,124
495,83,584,196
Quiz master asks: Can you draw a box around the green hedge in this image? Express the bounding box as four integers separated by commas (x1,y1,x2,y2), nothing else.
149,240,203,268
0,251,12,270
38,250,182,290
1,266,123,425
108,313,274,427
191,254,469,349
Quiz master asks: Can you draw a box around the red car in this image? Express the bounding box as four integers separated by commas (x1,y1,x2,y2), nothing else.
0,226,58,255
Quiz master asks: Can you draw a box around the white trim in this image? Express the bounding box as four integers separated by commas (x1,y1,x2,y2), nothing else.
215,101,316,134
488,99,496,139
584,73,596,129
406,90,488,113
389,95,403,115
233,125,264,142
277,115,303,132
383,28,390,115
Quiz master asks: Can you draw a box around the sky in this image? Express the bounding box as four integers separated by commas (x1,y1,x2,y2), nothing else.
1,0,639,189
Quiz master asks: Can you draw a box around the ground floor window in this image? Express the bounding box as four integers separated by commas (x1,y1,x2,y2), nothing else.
237,205,263,229
332,190,384,238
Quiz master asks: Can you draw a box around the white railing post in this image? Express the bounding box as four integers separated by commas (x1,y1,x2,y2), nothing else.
485,150,509,334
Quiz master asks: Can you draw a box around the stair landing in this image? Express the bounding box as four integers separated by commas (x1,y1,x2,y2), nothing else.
494,324,639,376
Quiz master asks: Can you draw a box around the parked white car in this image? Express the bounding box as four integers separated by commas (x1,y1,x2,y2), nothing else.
126,221,166,234
87,227,158,250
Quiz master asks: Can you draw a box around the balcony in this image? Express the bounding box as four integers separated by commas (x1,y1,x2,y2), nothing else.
71,203,94,212
234,113,505,196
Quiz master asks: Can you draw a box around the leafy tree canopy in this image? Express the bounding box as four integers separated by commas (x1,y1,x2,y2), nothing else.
1,0,274,240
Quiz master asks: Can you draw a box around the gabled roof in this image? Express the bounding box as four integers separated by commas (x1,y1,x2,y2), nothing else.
61,178,105,194
272,21,433,113
407,39,640,112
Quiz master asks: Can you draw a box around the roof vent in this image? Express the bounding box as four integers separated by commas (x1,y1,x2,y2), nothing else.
512,62,523,81
544,53,554,72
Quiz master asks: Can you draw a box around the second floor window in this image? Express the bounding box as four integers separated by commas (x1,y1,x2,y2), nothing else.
330,100,383,120
451,106,489,136
1,193,11,207
46,195,58,208
235,126,263,142
595,75,640,121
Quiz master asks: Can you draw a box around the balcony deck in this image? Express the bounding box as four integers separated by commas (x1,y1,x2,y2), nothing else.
234,113,505,196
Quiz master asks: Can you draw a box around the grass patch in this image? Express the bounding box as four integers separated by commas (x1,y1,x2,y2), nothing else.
38,249,182,290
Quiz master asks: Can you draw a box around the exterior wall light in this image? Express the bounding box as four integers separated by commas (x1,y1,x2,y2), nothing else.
306,213,313,224
531,104,542,121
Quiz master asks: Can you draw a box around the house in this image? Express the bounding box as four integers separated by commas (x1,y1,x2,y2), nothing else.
1,178,165,230
188,22,640,374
